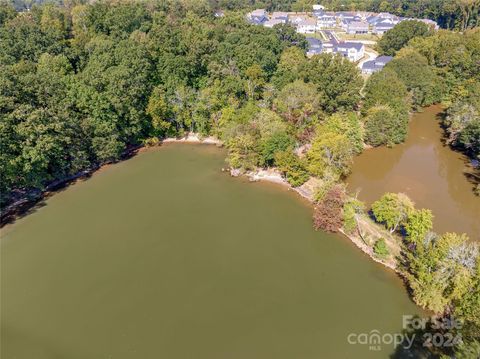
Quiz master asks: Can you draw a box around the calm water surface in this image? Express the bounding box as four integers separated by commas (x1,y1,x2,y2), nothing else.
2,144,421,358
347,105,479,240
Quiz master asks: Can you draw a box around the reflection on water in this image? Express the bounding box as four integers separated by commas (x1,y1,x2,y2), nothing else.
347,105,479,240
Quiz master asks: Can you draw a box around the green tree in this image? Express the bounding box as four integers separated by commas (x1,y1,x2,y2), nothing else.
454,259,480,344
362,68,410,114
377,20,432,56
364,105,408,146
146,86,173,136
343,197,365,234
323,112,364,154
386,48,443,108
273,23,307,49
0,1,16,26
273,80,320,127
271,46,307,89
372,193,414,232
405,208,434,244
244,64,266,100
0,12,66,65
459,119,480,158
225,127,261,170
301,53,363,113
405,232,478,313
274,150,310,187
307,124,354,179
261,131,294,166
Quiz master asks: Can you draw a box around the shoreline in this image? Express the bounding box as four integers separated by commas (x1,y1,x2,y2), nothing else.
1,134,398,275
0,135,221,227
241,167,400,273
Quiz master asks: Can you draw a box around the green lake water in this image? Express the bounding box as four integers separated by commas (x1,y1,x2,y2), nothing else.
1,144,421,358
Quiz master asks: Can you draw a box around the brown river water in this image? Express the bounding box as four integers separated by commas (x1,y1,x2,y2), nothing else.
2,145,421,358
347,105,479,240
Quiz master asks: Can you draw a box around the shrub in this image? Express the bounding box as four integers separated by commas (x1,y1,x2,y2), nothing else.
373,239,389,258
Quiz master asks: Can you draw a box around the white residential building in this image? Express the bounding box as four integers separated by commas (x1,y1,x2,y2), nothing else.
297,18,317,33
346,21,369,34
335,42,365,62
315,12,336,28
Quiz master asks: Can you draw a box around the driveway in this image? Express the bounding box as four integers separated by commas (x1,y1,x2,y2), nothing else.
357,47,378,69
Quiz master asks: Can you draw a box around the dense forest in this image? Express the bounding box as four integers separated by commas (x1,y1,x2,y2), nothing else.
1,0,479,356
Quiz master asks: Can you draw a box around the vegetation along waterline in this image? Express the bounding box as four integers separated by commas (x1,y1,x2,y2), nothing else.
2,144,425,359
1,0,479,357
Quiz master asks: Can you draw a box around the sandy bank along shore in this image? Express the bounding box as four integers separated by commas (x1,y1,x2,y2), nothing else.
162,133,222,145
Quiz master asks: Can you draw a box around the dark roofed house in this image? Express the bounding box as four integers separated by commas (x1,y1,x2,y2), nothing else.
373,20,395,34
247,9,267,25
346,21,369,34
316,12,336,28
306,37,322,57
361,55,393,74
367,15,381,25
336,12,356,21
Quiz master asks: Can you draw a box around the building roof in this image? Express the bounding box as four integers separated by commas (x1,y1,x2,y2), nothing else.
306,37,322,48
375,21,395,29
298,17,317,26
336,42,364,51
367,16,380,24
374,55,393,64
347,21,369,29
362,55,393,71
336,11,357,18
362,60,379,71
271,11,289,19
318,13,336,19
250,17,267,25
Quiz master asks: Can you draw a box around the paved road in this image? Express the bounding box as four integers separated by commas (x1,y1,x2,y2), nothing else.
321,30,339,42
357,48,378,69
